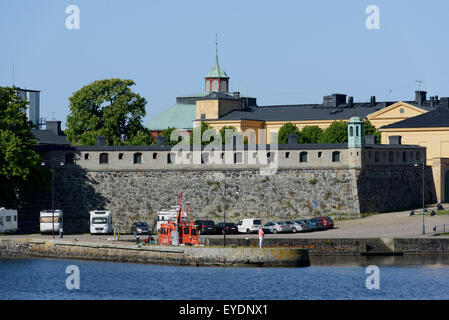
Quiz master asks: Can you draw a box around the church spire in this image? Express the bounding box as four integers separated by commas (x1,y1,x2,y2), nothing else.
205,33,229,92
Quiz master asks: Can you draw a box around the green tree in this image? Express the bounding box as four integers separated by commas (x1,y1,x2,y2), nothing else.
160,127,187,146
0,86,48,207
299,126,323,143
278,122,301,144
363,119,381,143
318,121,348,143
190,122,217,145
65,79,154,146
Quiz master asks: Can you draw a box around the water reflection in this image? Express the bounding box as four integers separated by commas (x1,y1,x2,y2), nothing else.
310,254,449,267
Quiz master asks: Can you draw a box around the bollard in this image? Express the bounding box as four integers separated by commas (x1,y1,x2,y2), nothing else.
245,238,249,247
59,228,63,238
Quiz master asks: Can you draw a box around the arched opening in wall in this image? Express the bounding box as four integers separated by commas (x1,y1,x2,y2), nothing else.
134,153,142,164
356,126,359,136
445,171,449,202
65,153,74,165
389,151,394,162
416,151,421,161
349,126,354,137
332,151,340,162
212,80,219,91
402,151,407,163
220,80,227,92
299,152,308,163
99,153,109,164
375,151,379,162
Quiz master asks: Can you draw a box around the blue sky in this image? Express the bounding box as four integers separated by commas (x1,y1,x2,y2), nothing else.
1,0,448,129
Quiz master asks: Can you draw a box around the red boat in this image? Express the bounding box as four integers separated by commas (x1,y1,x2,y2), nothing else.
158,193,200,246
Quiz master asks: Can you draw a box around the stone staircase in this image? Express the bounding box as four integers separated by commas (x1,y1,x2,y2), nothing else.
361,238,403,256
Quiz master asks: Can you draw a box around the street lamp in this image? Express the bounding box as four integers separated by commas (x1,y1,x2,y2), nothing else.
41,160,64,238
414,159,425,235
223,182,239,248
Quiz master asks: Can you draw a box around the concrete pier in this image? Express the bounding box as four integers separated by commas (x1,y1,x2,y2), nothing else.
0,238,310,267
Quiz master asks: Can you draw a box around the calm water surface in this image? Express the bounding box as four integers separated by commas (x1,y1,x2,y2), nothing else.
0,257,448,300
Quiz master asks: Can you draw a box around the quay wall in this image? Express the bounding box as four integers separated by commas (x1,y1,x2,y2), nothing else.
0,239,310,267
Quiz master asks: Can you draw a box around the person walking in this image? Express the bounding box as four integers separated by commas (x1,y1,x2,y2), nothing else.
258,226,264,248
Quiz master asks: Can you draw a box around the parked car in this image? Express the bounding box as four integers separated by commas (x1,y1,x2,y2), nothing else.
288,220,311,233
194,220,217,235
303,218,324,231
313,216,334,229
216,222,238,235
131,222,150,235
237,218,263,234
262,221,290,234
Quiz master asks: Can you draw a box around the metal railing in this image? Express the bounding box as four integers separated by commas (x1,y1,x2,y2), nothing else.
432,224,448,234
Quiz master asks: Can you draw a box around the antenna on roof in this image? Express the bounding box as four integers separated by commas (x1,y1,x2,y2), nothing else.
415,80,424,91
12,64,15,87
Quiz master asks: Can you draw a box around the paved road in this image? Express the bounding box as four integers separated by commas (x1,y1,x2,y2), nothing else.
2,205,449,243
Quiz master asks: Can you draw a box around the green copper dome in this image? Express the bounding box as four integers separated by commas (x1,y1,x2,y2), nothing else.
205,55,229,79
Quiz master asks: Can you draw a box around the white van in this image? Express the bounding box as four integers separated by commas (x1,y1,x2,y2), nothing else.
237,218,263,234
89,210,113,234
156,206,187,232
0,208,18,233
40,210,63,234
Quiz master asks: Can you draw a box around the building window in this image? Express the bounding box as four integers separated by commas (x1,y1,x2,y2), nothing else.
356,126,359,136
99,153,109,164
118,153,124,160
318,151,322,158
167,153,175,164
201,113,206,120
234,152,242,164
65,153,74,165
220,80,227,92
285,152,290,159
134,153,142,164
201,153,209,164
153,153,158,159
212,80,219,91
84,153,89,160
332,151,340,162
300,152,308,163
349,126,354,137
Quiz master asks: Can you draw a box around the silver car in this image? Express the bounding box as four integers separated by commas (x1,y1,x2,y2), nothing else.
263,221,291,234
291,220,311,233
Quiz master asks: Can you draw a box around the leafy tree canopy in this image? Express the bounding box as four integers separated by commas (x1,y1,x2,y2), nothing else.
363,119,381,143
0,86,48,207
299,126,323,144
318,121,348,143
278,122,301,144
65,79,154,146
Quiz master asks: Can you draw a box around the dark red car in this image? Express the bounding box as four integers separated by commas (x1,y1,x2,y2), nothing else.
314,216,334,229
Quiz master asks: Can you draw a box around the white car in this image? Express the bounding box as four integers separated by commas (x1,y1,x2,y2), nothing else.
237,218,262,234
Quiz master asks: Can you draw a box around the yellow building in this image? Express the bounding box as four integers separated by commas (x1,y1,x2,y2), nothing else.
380,106,449,202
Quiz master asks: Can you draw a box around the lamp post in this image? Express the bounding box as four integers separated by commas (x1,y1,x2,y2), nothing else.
414,159,425,235
41,160,64,238
223,182,239,247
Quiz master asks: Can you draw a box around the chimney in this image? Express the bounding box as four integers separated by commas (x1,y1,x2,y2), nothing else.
288,134,299,145
435,95,439,105
46,121,62,136
430,96,435,106
365,135,377,145
415,91,427,106
323,94,346,108
96,136,106,146
156,135,166,146
348,96,354,107
389,135,402,145
439,97,449,108
370,96,376,107
233,92,240,99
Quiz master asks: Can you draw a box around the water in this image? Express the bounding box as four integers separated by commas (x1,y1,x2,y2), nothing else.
0,257,448,300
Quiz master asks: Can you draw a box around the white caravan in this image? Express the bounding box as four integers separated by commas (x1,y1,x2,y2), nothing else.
0,208,18,233
90,210,113,234
40,210,63,234
156,206,187,232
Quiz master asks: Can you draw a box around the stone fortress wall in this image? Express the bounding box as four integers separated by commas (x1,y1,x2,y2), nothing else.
17,135,434,234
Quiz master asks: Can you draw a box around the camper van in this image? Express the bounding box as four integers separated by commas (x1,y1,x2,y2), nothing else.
89,210,113,234
156,206,187,232
0,208,18,233
40,210,63,234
